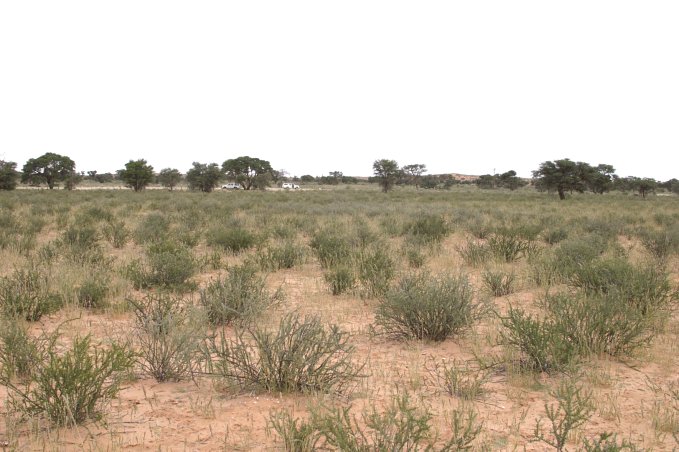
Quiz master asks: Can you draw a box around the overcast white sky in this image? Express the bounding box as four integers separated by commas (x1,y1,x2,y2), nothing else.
1,1,678,180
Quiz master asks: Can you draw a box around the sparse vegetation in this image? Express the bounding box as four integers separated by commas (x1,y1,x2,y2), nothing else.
0,186,677,449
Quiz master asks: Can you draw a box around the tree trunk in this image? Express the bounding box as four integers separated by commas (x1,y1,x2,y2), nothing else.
557,187,565,200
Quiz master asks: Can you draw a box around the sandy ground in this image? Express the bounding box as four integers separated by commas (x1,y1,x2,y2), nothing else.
1,236,678,451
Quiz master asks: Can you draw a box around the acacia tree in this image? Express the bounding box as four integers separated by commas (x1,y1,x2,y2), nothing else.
401,164,427,188
118,159,154,192
532,159,590,200
373,159,400,193
584,164,616,194
0,160,19,190
21,152,76,189
185,162,222,193
627,177,657,199
222,156,273,190
158,168,182,191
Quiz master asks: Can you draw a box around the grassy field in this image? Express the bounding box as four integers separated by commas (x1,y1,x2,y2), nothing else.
0,186,678,450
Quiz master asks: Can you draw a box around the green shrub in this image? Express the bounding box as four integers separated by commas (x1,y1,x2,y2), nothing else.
102,219,130,248
487,233,530,262
126,241,196,290
581,433,641,451
0,265,62,321
568,258,675,316
542,227,568,245
533,380,594,452
5,335,135,426
544,292,657,357
456,239,490,267
310,393,483,451
0,320,47,382
402,243,426,268
481,268,516,297
638,226,679,261
204,313,363,394
199,264,282,325
268,410,320,452
256,240,306,271
207,227,257,253
553,235,608,278
356,245,395,298
77,273,111,309
466,218,492,239
324,265,356,296
375,272,480,342
130,293,204,382
310,230,353,269
426,358,488,401
59,224,102,263
403,214,449,245
311,393,435,451
498,306,577,373
529,255,562,287
134,212,170,244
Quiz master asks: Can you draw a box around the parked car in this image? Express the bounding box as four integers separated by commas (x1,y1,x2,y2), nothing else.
282,183,300,189
221,183,242,190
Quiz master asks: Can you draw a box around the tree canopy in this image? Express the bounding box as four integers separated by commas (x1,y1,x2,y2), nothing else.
373,159,400,193
532,159,616,199
118,159,154,192
21,152,76,189
186,162,222,193
0,160,19,190
222,156,273,190
158,168,182,191
401,164,427,188
476,170,527,191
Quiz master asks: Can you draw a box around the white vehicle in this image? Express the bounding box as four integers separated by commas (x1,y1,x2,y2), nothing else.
282,183,300,189
221,183,242,190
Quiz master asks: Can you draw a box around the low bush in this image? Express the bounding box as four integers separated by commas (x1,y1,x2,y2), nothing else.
487,233,530,262
5,335,135,426
268,410,320,452
0,265,62,321
130,293,204,382
481,268,516,297
356,245,396,298
207,227,257,254
544,292,658,357
402,243,426,268
134,212,170,245
498,306,577,373
77,273,111,309
59,224,103,264
126,240,196,290
425,358,489,401
256,240,306,271
310,230,353,269
324,265,356,296
638,226,679,262
542,227,568,245
456,239,490,267
375,272,480,342
203,313,363,394
199,264,282,325
102,219,130,248
533,380,594,452
403,214,449,245
0,320,48,382
568,258,675,316
309,393,483,451
553,235,609,279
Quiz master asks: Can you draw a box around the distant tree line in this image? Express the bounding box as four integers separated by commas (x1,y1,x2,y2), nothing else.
1,153,677,200
531,158,673,199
